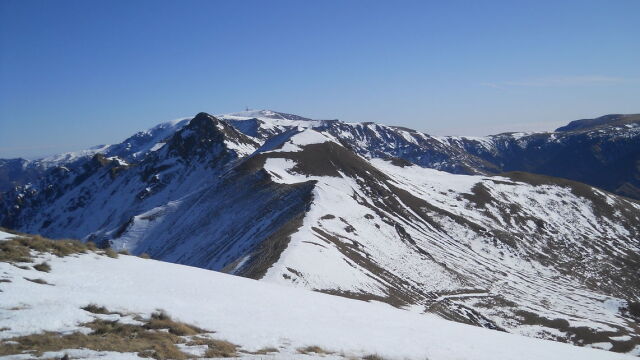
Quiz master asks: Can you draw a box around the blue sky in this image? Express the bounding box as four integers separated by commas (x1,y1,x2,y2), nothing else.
1,0,639,158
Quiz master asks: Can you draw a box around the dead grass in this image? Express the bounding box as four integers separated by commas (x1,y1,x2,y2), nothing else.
297,345,333,355
104,248,119,258
362,354,386,360
82,304,111,315
145,310,205,336
33,262,51,272
202,339,239,358
24,277,52,285
0,234,92,264
244,346,279,355
139,253,151,259
0,239,31,263
187,336,239,357
0,233,116,271
0,326,188,358
0,308,236,359
118,249,130,255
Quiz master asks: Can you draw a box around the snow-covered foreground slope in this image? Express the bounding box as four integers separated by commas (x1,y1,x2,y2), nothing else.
0,242,631,360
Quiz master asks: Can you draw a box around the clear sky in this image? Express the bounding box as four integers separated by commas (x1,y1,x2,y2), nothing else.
1,0,639,158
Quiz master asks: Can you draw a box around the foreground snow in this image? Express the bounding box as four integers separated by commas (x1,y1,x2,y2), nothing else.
0,252,630,360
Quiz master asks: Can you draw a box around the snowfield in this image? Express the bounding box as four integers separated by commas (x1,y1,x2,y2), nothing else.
0,250,631,360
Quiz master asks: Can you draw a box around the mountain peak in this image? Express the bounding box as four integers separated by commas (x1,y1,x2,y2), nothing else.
222,109,314,122
189,112,220,127
165,112,258,160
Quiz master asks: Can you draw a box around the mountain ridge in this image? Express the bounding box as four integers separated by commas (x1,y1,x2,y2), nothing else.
1,111,640,354
5,110,638,199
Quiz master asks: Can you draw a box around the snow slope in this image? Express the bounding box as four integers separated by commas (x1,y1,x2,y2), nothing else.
252,130,640,352
0,247,632,360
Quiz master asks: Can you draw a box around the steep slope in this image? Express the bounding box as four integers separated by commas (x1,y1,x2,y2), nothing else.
0,232,632,360
0,113,257,236
236,129,640,352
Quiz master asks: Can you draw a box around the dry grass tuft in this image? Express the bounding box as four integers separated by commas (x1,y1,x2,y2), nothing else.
0,234,90,264
118,249,130,255
139,253,151,259
202,339,239,358
104,248,119,258
145,310,205,336
362,354,386,360
19,236,88,257
187,336,239,357
0,326,188,358
244,346,279,355
0,239,31,263
24,277,52,285
298,345,332,355
33,262,51,272
0,232,120,269
82,304,111,314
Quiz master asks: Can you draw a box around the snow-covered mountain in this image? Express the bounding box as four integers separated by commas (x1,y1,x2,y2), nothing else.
216,111,640,199
439,114,640,200
1,111,639,355
218,110,496,175
1,230,630,360
3,111,639,198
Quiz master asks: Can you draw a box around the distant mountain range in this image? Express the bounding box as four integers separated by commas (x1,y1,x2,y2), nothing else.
3,112,639,199
1,110,639,354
